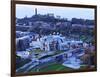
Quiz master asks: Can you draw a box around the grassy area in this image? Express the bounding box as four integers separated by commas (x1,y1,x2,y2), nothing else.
29,63,95,73
53,50,64,55
29,63,73,72
29,49,44,54
39,63,73,72
34,49,44,53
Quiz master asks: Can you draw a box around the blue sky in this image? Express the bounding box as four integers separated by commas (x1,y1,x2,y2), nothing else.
16,4,94,20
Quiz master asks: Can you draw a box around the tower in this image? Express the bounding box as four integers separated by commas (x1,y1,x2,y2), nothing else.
35,8,37,15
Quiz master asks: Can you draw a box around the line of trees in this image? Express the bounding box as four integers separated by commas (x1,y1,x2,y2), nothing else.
16,15,94,26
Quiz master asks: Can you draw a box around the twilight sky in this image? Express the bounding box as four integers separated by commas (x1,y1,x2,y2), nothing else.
16,4,95,20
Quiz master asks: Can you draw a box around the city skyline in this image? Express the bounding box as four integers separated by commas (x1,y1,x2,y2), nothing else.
16,4,95,20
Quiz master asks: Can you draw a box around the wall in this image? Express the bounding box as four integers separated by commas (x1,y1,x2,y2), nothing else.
0,0,100,77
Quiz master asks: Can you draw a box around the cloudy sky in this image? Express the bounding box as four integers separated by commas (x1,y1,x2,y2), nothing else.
16,4,95,20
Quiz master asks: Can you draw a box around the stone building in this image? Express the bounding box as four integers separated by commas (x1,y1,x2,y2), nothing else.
16,36,32,51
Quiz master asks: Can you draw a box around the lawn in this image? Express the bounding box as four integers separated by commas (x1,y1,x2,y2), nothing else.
29,63,73,72
29,48,44,54
39,63,73,72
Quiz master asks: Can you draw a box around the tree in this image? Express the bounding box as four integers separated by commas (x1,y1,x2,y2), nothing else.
71,18,85,25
